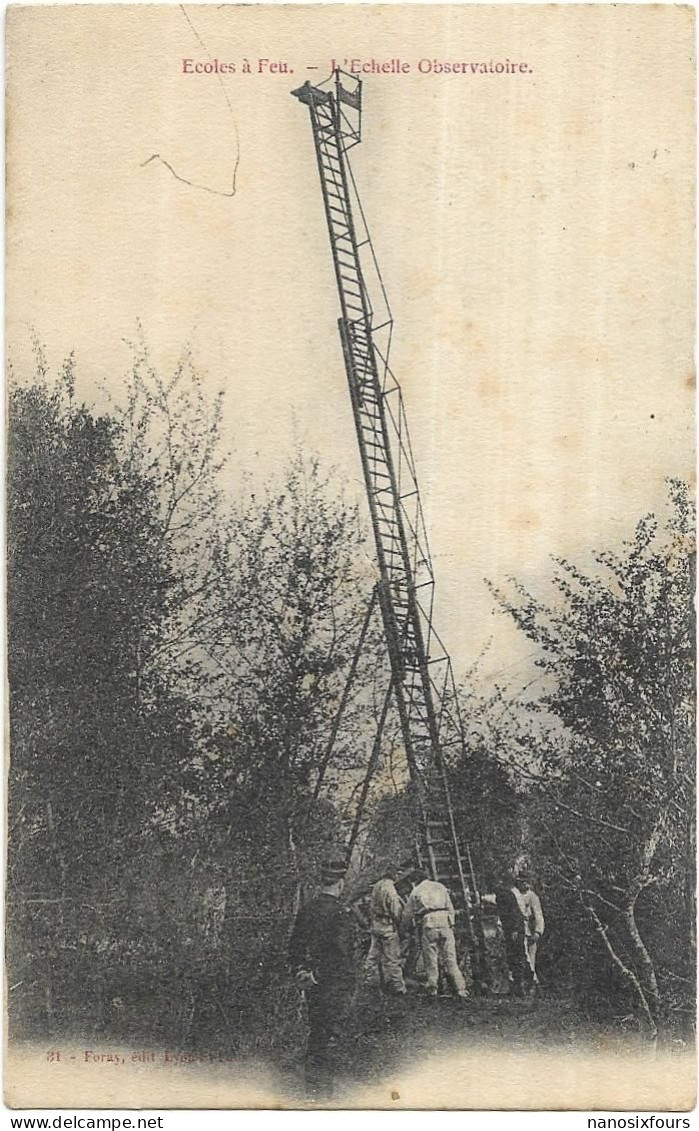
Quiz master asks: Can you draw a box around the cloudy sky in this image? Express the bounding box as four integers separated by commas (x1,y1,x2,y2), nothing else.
7,3,694,682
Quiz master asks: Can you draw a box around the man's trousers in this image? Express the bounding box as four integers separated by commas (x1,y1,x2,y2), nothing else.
304,984,353,1099
421,925,467,995
365,927,406,994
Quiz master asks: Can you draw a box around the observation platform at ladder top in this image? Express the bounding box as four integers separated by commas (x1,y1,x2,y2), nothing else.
291,69,363,147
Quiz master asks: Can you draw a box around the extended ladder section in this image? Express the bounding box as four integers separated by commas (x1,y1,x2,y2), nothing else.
292,72,487,983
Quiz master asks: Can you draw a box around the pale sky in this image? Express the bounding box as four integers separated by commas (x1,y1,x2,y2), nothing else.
7,4,695,684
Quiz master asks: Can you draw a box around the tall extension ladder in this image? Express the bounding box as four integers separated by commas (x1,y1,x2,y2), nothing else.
292,71,488,984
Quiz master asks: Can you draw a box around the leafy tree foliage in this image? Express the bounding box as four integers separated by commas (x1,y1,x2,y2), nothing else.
154,454,386,1037
450,734,522,893
7,349,384,1047
8,374,193,899
490,483,695,1036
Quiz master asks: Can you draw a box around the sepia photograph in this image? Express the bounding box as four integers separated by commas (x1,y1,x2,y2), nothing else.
5,3,696,1110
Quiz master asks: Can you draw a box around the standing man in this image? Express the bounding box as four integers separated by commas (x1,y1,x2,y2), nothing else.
288,858,356,1099
401,869,469,999
515,870,545,989
365,868,407,995
495,869,530,997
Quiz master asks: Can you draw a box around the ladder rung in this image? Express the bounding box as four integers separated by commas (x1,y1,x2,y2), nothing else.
378,536,402,551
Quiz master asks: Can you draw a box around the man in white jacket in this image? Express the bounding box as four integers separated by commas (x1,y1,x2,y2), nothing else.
365,869,407,995
401,870,469,999
515,871,545,987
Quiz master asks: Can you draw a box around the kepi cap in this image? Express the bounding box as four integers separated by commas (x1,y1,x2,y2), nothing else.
321,858,347,883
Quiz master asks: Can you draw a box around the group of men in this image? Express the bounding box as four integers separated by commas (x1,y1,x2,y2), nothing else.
363,866,469,999
288,857,545,1098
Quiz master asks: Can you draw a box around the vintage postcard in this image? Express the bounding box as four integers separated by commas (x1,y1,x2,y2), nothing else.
5,2,696,1111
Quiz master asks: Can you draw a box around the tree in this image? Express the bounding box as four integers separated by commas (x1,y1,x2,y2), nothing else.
6,343,228,1038
8,377,188,894
490,482,695,1038
171,452,385,886
104,332,228,705
450,728,522,892
135,451,392,1046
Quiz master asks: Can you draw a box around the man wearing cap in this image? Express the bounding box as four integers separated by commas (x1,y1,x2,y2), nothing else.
364,868,407,996
400,869,469,999
288,858,356,1098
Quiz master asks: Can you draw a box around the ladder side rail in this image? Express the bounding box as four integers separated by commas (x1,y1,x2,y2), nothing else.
431,660,489,981
305,103,416,654
305,99,371,330
354,355,448,775
363,374,445,769
340,319,423,789
299,90,428,791
318,98,448,779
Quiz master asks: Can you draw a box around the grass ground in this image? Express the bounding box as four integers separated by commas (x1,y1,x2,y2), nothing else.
273,984,634,1098
6,987,694,1109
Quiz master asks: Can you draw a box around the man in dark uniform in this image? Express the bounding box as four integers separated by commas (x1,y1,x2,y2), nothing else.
289,858,356,1099
495,868,531,997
